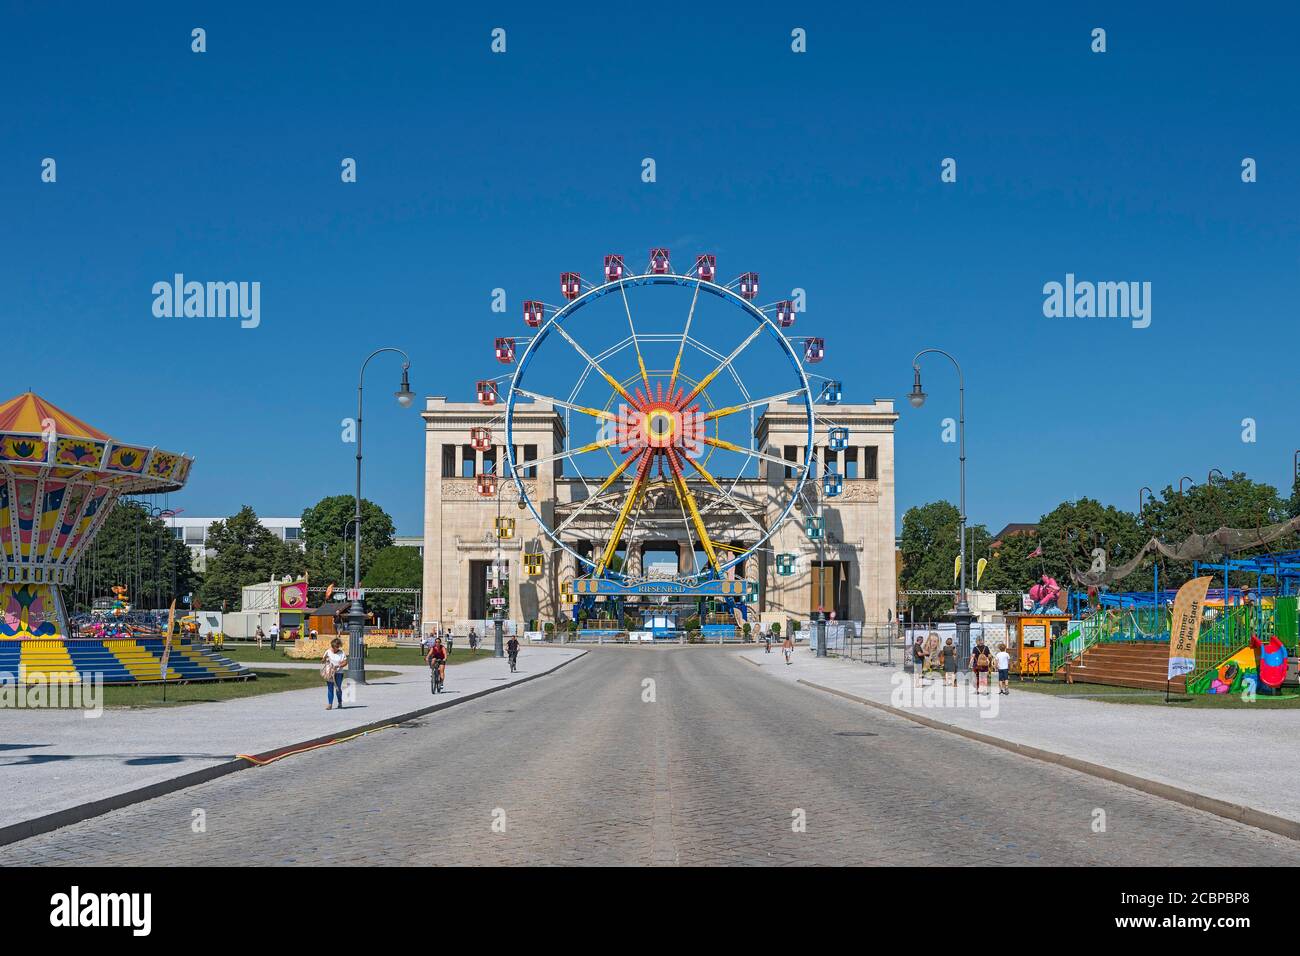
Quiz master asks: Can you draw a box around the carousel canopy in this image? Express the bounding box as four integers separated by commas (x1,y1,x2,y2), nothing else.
0,392,193,493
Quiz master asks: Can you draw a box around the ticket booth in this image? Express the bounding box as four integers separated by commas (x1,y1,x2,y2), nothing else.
1007,612,1071,677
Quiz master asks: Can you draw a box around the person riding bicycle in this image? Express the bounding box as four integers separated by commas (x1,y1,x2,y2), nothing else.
425,636,448,686
506,635,520,669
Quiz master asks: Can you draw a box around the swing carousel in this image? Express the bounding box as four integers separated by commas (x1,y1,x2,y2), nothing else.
0,393,247,683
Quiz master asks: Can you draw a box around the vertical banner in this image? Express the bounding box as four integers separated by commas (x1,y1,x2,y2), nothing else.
160,598,177,681
1167,576,1212,680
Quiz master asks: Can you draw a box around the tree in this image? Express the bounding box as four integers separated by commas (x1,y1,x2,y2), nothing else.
301,494,395,588
1035,497,1148,593
1139,473,1292,589
897,501,993,620
69,501,199,612
361,545,422,626
198,506,305,610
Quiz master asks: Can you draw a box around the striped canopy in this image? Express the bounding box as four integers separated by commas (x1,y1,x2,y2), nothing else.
0,393,110,441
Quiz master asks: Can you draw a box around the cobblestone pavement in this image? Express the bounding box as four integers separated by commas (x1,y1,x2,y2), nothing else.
5,647,1299,866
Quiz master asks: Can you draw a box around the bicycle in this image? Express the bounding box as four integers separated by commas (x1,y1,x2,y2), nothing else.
429,660,445,694
508,652,518,673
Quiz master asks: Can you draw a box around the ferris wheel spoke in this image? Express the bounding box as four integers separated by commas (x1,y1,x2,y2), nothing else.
668,280,702,394
515,438,618,474
665,450,719,571
686,457,769,540
681,324,766,406
702,435,799,472
549,322,643,411
595,450,653,575
514,388,616,422
704,389,805,421
553,453,639,536
618,281,652,393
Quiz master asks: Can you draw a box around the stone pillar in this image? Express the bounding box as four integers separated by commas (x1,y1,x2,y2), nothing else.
678,540,693,574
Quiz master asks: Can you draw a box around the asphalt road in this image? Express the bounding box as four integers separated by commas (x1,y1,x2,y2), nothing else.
5,647,1299,866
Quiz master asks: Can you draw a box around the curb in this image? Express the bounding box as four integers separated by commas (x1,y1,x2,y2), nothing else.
792,677,1300,843
0,650,587,847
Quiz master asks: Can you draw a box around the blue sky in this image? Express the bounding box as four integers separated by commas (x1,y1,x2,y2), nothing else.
3,1,1297,536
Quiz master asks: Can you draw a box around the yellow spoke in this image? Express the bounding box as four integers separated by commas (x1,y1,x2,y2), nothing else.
681,324,765,406
596,453,650,575
704,389,804,421
672,469,719,571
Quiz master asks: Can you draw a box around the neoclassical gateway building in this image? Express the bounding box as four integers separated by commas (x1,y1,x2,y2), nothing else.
420,394,898,634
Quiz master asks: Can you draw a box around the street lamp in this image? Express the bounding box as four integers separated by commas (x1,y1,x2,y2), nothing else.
909,349,973,666
491,477,528,659
347,348,414,685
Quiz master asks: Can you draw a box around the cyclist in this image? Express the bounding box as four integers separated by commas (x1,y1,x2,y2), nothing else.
506,635,520,672
425,635,448,692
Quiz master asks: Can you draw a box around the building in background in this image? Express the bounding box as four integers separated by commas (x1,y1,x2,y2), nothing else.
165,515,302,572
420,395,899,634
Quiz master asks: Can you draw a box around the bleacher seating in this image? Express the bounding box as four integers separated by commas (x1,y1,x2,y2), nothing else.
0,639,252,685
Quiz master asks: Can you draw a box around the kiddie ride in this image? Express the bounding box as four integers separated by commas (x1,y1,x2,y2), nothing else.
474,249,846,630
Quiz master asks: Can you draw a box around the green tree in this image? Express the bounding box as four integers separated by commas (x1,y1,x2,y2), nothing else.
301,494,395,587
360,545,422,626
1140,473,1292,589
1034,497,1148,593
897,500,992,621
69,501,199,612
198,506,304,610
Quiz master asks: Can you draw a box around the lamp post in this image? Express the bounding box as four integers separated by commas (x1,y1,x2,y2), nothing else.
909,349,973,666
491,481,528,659
347,348,415,685
342,516,359,583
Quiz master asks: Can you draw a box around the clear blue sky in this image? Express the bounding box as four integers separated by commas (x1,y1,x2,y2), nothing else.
3,2,1296,536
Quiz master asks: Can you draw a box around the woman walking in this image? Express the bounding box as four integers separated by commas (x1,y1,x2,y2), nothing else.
941,637,957,686
322,637,348,710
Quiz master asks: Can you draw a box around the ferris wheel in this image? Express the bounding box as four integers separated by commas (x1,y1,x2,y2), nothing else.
472,248,846,599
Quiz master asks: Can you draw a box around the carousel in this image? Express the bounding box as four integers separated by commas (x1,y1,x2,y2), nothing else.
0,392,246,683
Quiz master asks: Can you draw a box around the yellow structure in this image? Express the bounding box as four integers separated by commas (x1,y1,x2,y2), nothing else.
1006,612,1071,676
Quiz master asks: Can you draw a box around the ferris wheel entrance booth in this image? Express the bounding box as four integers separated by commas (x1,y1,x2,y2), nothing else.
0,393,250,685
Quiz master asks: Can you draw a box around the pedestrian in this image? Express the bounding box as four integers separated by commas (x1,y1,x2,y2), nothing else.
269,622,280,651
912,634,927,685
970,636,992,695
995,642,1011,696
255,625,265,648
322,637,348,710
941,637,957,686
448,633,455,655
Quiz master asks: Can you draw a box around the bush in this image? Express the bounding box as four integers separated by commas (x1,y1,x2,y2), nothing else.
771,622,781,636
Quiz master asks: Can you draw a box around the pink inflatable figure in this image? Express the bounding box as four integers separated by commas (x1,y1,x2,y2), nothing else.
1029,575,1061,611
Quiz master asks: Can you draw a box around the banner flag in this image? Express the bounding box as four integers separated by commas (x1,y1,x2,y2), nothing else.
976,557,988,586
953,555,961,583
160,599,177,681
1167,576,1212,680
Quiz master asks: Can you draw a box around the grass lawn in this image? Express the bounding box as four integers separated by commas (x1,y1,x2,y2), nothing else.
1012,677,1300,708
217,644,494,667
101,668,398,709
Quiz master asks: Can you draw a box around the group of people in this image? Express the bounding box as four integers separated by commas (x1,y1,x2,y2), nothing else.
761,631,797,664
317,628,522,706
912,634,1013,696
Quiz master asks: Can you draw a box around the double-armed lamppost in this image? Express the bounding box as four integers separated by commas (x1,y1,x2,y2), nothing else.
347,348,415,685
908,349,974,665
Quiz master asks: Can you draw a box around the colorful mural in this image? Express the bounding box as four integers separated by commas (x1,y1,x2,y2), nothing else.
0,583,61,639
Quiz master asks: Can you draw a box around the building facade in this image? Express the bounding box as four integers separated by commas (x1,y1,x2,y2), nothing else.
420,395,898,633
165,515,302,572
